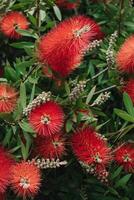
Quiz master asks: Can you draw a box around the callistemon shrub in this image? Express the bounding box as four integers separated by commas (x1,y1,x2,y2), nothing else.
1,0,134,199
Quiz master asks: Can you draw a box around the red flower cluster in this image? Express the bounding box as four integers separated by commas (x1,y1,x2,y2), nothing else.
114,143,134,173
29,101,64,137
0,147,13,194
71,127,111,177
0,83,18,113
34,133,65,159
38,15,103,77
10,162,41,198
0,12,29,39
56,0,80,10
123,79,134,103
116,35,134,73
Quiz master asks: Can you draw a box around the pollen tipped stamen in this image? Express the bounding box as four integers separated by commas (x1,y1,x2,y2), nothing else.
94,154,102,163
123,154,132,162
74,25,91,37
19,178,30,189
41,115,51,124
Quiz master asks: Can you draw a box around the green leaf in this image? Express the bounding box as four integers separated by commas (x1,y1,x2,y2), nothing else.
16,29,38,39
86,86,96,104
123,92,134,117
115,174,132,188
111,166,123,179
114,108,134,122
19,121,34,133
20,83,26,109
66,120,73,133
10,42,34,49
5,65,18,81
53,5,62,21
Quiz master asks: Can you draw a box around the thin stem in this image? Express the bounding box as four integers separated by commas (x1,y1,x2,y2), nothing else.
94,85,117,95
36,0,40,34
118,0,125,35
86,67,108,83
22,64,38,83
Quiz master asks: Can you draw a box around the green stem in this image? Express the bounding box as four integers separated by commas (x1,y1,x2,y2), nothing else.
118,0,125,35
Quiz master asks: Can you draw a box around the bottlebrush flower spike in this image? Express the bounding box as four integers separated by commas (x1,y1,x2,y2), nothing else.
56,0,80,10
0,193,5,200
0,147,13,193
0,83,18,113
71,127,111,168
116,35,134,73
38,15,103,77
123,79,134,103
29,101,64,136
0,12,29,39
114,143,134,172
33,133,65,159
10,162,41,198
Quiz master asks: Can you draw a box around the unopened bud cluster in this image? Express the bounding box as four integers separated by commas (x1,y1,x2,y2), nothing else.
80,162,108,183
88,39,102,51
91,92,110,106
106,31,118,67
23,91,51,116
130,0,134,7
30,158,67,169
69,81,86,101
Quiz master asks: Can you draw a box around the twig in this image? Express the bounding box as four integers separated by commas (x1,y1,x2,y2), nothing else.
118,0,125,35
94,85,117,95
22,64,38,83
36,0,40,34
86,67,108,83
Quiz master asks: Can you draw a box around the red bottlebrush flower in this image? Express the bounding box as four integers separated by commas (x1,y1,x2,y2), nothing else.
114,143,134,173
10,162,41,198
56,0,79,10
29,101,64,136
38,15,103,77
0,12,29,39
71,127,111,166
34,133,65,159
0,193,5,200
123,79,134,103
116,35,134,73
0,147,13,193
0,83,18,113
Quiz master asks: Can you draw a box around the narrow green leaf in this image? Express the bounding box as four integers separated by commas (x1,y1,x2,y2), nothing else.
16,29,38,39
20,83,26,109
114,108,134,122
86,86,96,104
123,92,134,117
53,5,62,21
115,174,132,188
19,121,34,133
10,42,34,49
111,166,123,179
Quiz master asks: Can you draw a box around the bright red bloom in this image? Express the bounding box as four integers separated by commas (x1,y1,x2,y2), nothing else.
0,12,29,39
0,193,5,200
38,15,103,77
29,101,64,136
71,127,111,166
34,133,65,159
114,143,134,172
10,162,41,198
123,79,134,103
56,0,79,9
116,35,134,73
0,83,18,113
0,147,13,193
